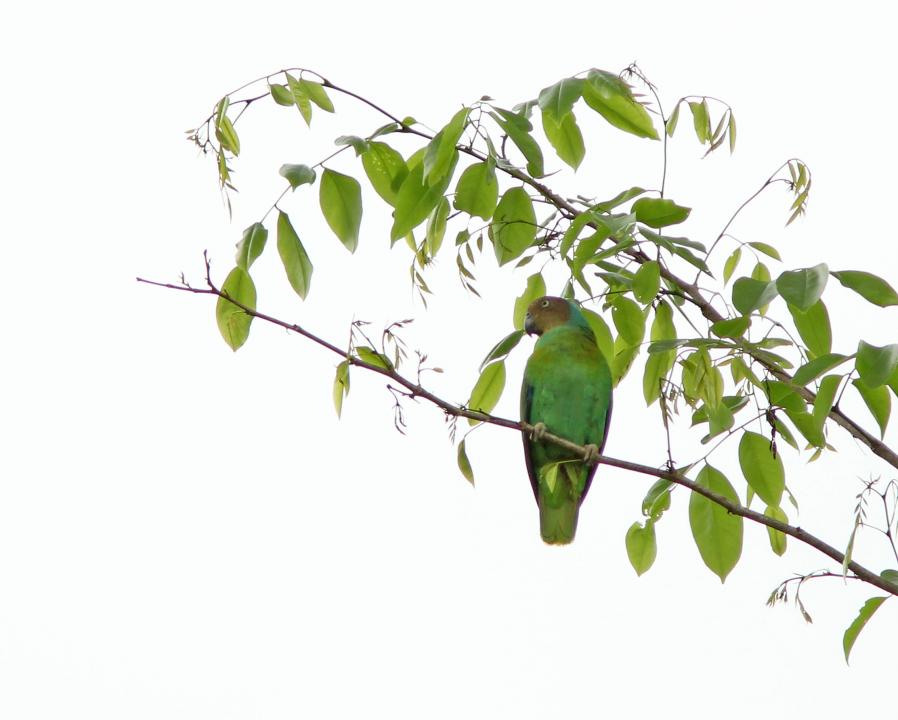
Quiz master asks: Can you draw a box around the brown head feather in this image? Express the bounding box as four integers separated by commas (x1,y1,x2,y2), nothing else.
524,296,571,336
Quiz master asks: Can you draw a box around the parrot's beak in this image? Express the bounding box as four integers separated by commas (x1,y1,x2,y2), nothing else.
524,312,538,336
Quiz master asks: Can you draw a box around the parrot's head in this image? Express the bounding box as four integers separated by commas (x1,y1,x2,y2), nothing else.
524,296,579,336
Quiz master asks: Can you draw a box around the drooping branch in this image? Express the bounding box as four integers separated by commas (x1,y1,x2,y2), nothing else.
137,261,898,599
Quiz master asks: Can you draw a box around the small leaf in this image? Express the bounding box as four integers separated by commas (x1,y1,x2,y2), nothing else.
832,270,898,307
356,347,394,371
582,69,659,140
491,187,537,265
625,521,657,576
813,374,842,431
285,73,312,126
689,465,743,582
335,135,370,155
738,431,784,507
633,198,691,228
710,316,750,339
454,160,499,219
215,115,240,155
765,505,788,556
853,379,891,438
642,479,672,520
424,197,450,259
732,277,779,315
490,111,544,177
843,596,888,664
666,103,680,137
688,100,710,144
298,79,334,112
723,247,741,284
215,266,256,351
332,361,350,417
855,341,898,388
467,360,506,424
276,211,313,299
269,84,294,106
633,261,661,304
789,300,832,358
235,222,268,270
319,169,362,252
748,241,780,261
776,264,828,311
479,330,525,371
513,273,547,330
279,163,316,189
457,439,475,486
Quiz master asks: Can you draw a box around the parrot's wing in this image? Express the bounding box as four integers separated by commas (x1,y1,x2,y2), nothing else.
520,376,539,500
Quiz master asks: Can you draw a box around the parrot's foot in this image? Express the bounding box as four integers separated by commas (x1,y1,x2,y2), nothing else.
530,422,548,442
582,443,600,465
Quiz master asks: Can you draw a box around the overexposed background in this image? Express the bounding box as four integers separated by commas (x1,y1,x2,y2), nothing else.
3,2,897,717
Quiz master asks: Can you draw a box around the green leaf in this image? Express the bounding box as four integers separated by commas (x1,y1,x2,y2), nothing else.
710,316,750,339
467,360,506,424
490,111,544,177
235,222,268,270
784,408,825,448
625,521,657,576
279,163,316,189
789,300,832,358
319,169,362,252
361,142,408,206
642,479,672,520
298,79,334,112
332,361,350,417
748,241,781,261
491,187,537,265
776,264,828,311
593,186,647,213
513,273,547,330
843,596,888,664
276,211,313,299
611,335,640,386
537,77,584,122
479,330,525,371
612,296,645,346
732,277,779,315
813,374,841,431
391,160,456,242
582,309,614,364
633,261,661,304
853,379,891,438
855,341,898,388
335,135,370,155
424,196,450,258
881,569,898,587
285,73,312,126
454,160,499,219
792,353,850,386
728,111,737,153
633,198,691,228
269,83,294,106
423,107,469,184
355,347,394,371
765,505,788,556
689,465,743,582
738,431,784,507
764,381,805,413
582,69,659,139
542,110,585,170
215,115,240,156
215,266,256,351
642,301,676,405
457,439,475,486
723,247,741,285
688,100,710,143
832,270,898,307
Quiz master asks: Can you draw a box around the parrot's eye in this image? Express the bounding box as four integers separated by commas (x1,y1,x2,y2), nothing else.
540,299,550,308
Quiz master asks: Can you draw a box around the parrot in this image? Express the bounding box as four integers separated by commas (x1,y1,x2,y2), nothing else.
521,296,613,544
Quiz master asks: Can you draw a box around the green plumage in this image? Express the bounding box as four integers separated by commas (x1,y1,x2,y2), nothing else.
521,297,613,544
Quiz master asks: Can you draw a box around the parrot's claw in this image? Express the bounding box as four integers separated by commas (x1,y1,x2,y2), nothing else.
530,422,548,442
582,443,600,465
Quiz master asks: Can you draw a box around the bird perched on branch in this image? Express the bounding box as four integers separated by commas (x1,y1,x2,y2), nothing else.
521,296,613,544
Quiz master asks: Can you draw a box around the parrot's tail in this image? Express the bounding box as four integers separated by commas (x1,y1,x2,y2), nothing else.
538,499,579,545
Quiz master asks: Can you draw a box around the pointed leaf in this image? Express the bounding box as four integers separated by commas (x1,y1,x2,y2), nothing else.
513,273,547,330
612,296,645,346
625,521,657,576
732,277,779,315
235,222,268,270
765,505,788,556
457,439,475,486
318,169,362,252
479,330,525,371
542,110,585,170
269,84,294,106
789,300,832,358
832,270,898,307
792,353,850,387
633,198,691,228
333,361,350,417
537,77,584,122
298,79,334,112
467,361,506,424
424,196,450,258
739,431,784,507
688,100,710,143
633,261,661,304
582,309,614,364
454,160,499,219
285,73,312,125
391,160,455,242
843,596,888,664
776,264,828,311
853,379,891,438
582,69,658,139
276,211,313,299
362,142,409,206
490,111,544,177
279,163,316,189
689,465,743,582
855,341,898,388
491,187,537,265
710,316,750,339
723,247,741,285
215,266,256,351
423,107,469,184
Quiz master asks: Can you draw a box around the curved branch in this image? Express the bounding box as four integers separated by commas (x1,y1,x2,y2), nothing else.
137,265,898,599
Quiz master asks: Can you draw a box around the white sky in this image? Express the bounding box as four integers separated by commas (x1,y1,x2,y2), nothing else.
3,1,898,718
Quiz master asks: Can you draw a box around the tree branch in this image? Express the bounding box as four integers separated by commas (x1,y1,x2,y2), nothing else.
137,264,898,599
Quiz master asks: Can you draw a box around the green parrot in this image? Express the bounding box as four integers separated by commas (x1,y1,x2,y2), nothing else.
521,296,613,544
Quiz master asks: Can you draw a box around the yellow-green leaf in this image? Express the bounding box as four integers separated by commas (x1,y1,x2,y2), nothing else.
276,211,313,299
689,465,743,582
320,169,362,252
215,266,256,351
467,361,506,424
